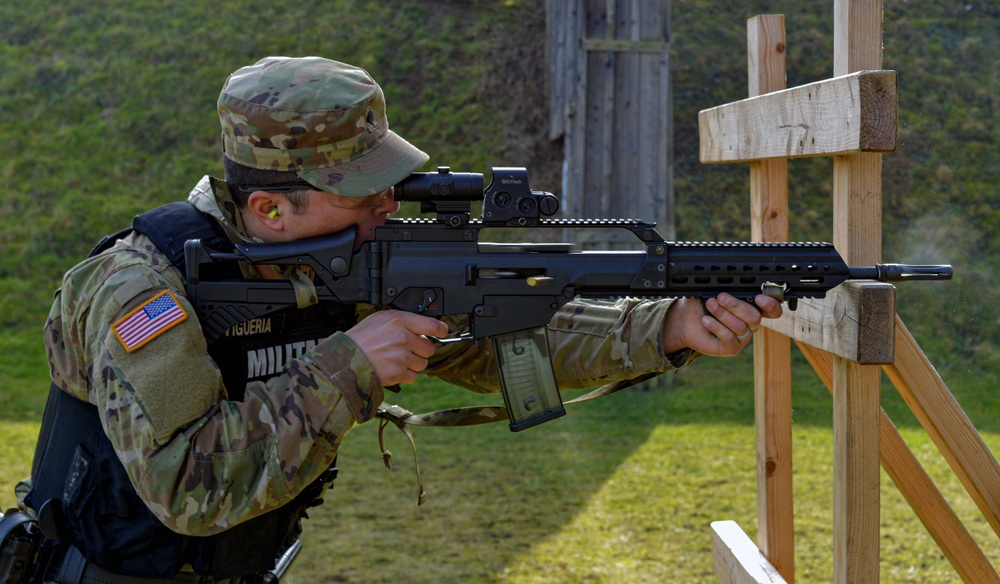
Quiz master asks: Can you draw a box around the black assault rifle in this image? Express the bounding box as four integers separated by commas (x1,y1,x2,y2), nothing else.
184,167,952,431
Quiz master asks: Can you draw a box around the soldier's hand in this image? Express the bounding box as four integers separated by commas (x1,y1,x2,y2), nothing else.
346,310,450,386
662,293,782,358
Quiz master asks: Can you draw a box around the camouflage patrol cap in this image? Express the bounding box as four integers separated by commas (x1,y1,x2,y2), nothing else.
218,56,429,197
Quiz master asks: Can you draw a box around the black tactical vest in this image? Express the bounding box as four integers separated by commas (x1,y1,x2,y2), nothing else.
27,202,354,579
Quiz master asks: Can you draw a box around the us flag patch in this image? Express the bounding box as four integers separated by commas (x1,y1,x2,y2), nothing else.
112,290,188,353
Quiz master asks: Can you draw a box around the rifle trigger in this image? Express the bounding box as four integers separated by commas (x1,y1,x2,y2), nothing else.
417,289,436,313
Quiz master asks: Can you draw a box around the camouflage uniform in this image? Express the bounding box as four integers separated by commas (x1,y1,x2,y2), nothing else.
34,177,687,538
27,57,692,545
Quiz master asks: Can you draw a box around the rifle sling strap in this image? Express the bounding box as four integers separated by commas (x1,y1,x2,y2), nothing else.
374,372,661,506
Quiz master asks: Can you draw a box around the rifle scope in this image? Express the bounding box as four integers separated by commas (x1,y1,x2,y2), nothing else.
395,166,560,227
394,167,484,202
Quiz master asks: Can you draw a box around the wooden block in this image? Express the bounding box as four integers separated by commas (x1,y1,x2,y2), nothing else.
763,281,896,363
712,520,788,584
698,70,897,164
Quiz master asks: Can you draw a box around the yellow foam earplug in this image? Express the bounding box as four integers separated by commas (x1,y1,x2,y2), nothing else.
268,208,279,219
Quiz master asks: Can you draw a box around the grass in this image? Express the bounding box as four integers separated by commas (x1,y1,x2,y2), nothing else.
0,333,50,423
277,353,1000,582
3,328,998,581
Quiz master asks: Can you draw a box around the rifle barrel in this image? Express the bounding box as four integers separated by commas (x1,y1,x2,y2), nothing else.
850,264,954,282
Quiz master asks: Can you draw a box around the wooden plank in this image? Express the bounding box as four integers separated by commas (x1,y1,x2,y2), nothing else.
658,7,674,240
833,153,883,264
762,282,896,364
746,14,795,584
546,0,567,141
639,47,667,227
799,342,1000,584
753,332,794,581
880,413,1000,584
884,316,1000,540
712,520,788,584
616,25,639,221
634,0,671,235
563,0,588,222
830,149,883,581
698,70,897,164
747,15,787,98
580,0,606,222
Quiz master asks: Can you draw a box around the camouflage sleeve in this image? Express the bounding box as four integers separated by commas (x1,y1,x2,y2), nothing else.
426,298,692,394
48,235,381,536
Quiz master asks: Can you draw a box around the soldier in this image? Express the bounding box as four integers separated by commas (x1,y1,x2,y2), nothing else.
14,56,780,582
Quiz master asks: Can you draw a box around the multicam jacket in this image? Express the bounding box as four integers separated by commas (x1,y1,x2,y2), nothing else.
38,176,687,537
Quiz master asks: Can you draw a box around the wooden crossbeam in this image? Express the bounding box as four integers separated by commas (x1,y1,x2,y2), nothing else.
763,282,896,364
698,70,897,163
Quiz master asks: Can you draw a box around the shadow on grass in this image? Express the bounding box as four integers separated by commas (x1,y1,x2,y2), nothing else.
290,348,1000,583
4,331,997,582
293,375,677,583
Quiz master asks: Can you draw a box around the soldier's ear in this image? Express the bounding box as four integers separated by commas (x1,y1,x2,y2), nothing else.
246,191,285,232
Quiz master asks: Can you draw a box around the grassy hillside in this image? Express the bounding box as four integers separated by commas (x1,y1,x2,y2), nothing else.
1,0,995,367
0,0,558,334
1,0,997,581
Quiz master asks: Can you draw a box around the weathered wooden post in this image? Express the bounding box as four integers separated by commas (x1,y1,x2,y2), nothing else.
546,0,674,247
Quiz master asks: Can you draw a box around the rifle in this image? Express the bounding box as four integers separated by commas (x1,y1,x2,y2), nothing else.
184,167,952,431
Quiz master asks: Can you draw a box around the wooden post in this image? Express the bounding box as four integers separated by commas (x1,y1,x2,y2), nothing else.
831,1,883,582
548,0,674,247
746,14,794,583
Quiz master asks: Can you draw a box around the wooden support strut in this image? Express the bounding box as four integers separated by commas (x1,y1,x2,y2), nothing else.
800,340,1000,584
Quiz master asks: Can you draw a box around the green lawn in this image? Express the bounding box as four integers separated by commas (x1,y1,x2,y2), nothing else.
7,348,996,582
281,362,1000,583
